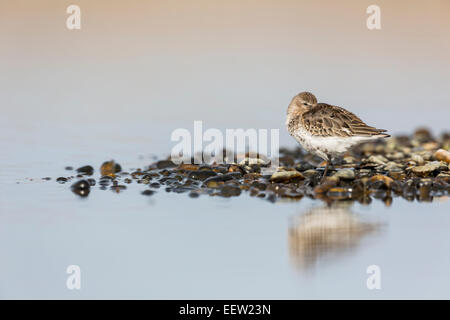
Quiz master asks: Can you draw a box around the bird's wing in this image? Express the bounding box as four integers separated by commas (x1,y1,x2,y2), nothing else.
301,103,388,137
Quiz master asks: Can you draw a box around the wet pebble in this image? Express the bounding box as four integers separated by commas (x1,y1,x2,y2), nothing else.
334,169,355,180
76,165,94,176
56,177,68,184
434,149,450,164
188,170,217,181
219,185,242,197
100,160,122,177
71,180,90,197
156,160,176,169
270,170,304,183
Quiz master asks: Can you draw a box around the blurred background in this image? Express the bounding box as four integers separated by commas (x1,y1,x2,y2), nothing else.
1,0,449,155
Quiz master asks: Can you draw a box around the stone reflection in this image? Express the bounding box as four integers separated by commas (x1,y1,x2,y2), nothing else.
288,203,381,269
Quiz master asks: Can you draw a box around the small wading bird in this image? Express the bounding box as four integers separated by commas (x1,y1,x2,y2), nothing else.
286,92,390,183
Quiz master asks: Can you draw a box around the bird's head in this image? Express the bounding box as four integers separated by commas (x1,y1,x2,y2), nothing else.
287,92,317,115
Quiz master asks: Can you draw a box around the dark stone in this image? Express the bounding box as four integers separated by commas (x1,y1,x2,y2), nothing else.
71,180,90,197
56,177,68,184
219,185,241,197
76,165,94,176
189,192,200,198
188,170,217,181
156,160,176,169
295,162,314,172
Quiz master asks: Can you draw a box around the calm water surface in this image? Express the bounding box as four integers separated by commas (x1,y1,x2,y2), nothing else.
1,120,449,299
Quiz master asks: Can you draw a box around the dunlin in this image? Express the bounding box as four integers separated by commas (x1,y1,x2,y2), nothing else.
286,92,390,182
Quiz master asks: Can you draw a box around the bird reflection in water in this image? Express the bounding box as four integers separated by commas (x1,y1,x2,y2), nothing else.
288,203,381,269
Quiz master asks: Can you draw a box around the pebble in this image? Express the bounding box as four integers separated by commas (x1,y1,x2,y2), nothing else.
156,160,176,169
188,170,217,181
56,177,68,184
76,165,94,176
219,185,242,197
100,160,121,177
334,169,355,180
411,161,442,177
411,154,425,165
270,170,304,183
434,149,450,164
71,180,90,197
367,155,388,165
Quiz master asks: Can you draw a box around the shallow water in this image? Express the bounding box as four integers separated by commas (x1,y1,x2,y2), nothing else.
1,121,449,299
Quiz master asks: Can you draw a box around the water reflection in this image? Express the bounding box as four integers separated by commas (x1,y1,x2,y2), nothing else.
288,203,382,270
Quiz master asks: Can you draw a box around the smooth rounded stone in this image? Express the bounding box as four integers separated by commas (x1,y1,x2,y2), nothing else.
141,189,155,196
249,187,259,197
256,193,266,198
156,160,176,169
270,170,304,183
149,182,161,188
343,156,356,164
411,161,442,177
76,165,94,176
42,177,51,181
219,185,241,197
87,178,96,186
302,169,320,178
205,180,221,188
281,189,303,199
227,165,242,173
203,173,237,186
239,157,268,166
99,176,113,186
178,163,199,171
384,161,405,171
295,162,315,172
65,166,73,170
100,160,121,177
411,154,425,165
334,169,355,180
188,170,217,181
367,155,388,165
423,142,439,151
434,149,450,164
124,178,132,184
251,181,267,190
188,191,200,198
327,187,353,200
357,169,372,177
159,169,172,176
56,177,68,184
212,166,229,174
71,180,90,197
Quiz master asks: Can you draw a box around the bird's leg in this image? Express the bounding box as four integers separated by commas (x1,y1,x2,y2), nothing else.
320,160,329,183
